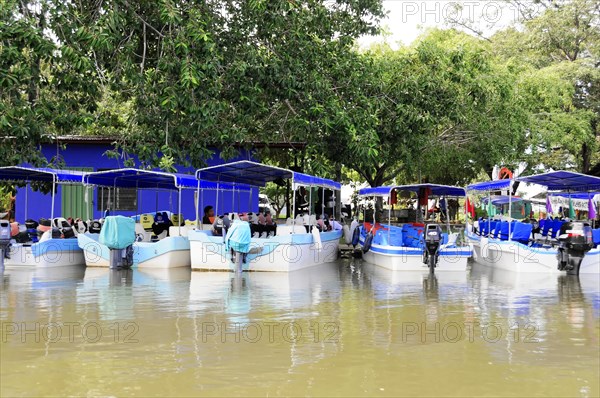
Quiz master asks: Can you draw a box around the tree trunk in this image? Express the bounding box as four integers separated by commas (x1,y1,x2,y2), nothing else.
335,163,342,220
581,142,591,173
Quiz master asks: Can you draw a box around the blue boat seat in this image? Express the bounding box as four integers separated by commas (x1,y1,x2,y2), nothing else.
488,221,497,237
480,220,488,236
499,221,510,240
511,222,533,245
541,218,552,237
592,229,600,247
374,227,404,247
538,219,546,232
551,220,564,239
403,225,423,248
493,222,503,239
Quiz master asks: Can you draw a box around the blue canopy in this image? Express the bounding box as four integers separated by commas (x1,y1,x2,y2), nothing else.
359,184,466,197
517,171,600,192
551,192,600,200
0,166,85,183
83,168,251,191
195,161,341,190
467,179,512,192
481,195,523,205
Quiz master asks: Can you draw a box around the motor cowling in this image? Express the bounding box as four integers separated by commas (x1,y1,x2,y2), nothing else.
423,224,443,272
557,221,594,275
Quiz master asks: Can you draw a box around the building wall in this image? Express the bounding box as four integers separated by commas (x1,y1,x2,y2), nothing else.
15,143,258,223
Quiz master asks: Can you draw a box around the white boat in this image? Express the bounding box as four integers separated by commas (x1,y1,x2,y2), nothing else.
77,169,244,269
356,184,473,272
0,167,86,268
189,228,342,272
466,171,600,275
190,161,343,272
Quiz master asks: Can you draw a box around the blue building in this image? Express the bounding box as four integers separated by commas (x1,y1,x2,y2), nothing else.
15,136,261,223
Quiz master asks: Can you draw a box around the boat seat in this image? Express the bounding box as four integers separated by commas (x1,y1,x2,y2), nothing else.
276,225,308,235
541,219,552,237
511,222,533,245
140,214,154,232
592,229,600,247
446,233,458,246
169,225,194,237
550,220,564,239
134,224,153,242
171,213,184,226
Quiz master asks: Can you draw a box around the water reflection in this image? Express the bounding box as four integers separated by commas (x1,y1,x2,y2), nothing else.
0,260,598,397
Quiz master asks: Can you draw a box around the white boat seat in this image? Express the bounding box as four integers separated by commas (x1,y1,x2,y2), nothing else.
276,225,309,235
169,225,194,237
447,233,458,246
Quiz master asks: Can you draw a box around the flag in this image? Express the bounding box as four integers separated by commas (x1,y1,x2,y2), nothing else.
465,198,475,219
545,196,553,214
487,200,496,217
568,197,576,219
589,198,597,220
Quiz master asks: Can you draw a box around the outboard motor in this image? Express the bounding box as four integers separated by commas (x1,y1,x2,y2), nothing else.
0,220,11,267
556,221,594,276
99,216,136,269
25,219,39,243
423,224,443,272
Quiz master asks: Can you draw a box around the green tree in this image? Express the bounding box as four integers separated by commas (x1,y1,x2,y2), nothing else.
0,0,101,166
484,0,599,174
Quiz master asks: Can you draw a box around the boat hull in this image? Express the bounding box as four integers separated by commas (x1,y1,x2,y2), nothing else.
188,229,342,272
359,238,472,271
467,233,600,274
2,239,85,268
77,233,190,269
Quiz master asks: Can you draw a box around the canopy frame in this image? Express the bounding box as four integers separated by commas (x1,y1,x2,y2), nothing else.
196,161,341,228
0,166,86,221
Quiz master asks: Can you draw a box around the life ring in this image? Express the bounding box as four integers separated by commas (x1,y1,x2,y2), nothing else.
499,167,513,180
351,225,361,247
362,232,373,253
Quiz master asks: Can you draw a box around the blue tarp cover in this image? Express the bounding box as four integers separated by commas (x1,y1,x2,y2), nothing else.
99,215,136,249
0,166,85,183
83,168,251,191
359,184,466,197
225,219,252,253
467,179,512,192
517,171,600,192
195,161,341,190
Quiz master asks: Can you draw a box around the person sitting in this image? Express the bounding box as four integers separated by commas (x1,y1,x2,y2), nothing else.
212,215,231,237
329,215,343,231
202,206,215,224
152,212,172,238
264,212,277,237
248,212,266,237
